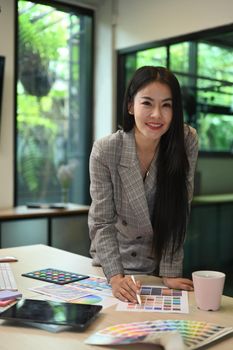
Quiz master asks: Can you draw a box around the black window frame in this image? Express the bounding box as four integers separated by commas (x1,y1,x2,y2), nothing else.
116,23,233,158
14,0,95,206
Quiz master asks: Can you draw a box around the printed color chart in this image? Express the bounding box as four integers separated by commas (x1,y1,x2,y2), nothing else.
30,283,91,301
30,278,117,309
70,276,112,297
117,285,189,313
85,319,233,349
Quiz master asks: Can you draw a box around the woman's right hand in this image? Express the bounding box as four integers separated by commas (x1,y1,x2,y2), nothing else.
110,274,141,303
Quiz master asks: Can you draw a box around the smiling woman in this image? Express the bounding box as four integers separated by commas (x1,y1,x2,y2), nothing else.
128,81,173,180
130,82,173,136
88,66,198,303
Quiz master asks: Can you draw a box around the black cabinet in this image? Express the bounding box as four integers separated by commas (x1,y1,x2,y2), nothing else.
184,195,233,296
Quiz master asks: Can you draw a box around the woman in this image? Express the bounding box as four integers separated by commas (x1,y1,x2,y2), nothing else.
88,66,198,303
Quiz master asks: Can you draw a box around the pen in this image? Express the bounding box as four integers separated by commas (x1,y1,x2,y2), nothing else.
131,275,142,305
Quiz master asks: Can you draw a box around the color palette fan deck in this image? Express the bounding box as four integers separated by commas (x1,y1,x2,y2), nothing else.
85,319,233,349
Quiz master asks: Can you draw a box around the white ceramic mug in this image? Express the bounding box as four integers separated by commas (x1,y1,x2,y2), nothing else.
192,270,225,311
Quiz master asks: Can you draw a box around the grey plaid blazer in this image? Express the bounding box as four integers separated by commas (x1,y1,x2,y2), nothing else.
88,125,198,281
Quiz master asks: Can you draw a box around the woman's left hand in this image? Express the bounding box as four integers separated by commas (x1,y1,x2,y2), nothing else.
162,277,193,291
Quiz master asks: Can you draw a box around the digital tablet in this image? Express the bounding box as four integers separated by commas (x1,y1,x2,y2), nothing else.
0,299,102,330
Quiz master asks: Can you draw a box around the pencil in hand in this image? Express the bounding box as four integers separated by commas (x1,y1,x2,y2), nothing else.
131,275,142,305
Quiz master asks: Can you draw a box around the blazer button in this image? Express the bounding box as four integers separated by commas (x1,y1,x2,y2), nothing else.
122,220,127,226
131,252,137,257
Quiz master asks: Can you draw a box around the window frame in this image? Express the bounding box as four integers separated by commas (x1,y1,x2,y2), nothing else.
116,23,233,158
14,0,94,206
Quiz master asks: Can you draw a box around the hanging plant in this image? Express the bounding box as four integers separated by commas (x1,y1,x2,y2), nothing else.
19,51,55,97
18,2,64,97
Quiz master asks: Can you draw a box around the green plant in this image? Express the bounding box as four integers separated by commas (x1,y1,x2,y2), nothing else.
17,1,67,198
18,1,66,96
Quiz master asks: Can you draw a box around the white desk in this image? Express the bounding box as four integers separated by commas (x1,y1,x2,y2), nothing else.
0,244,233,350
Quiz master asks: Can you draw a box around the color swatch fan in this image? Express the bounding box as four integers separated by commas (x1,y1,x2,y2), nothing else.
85,319,233,349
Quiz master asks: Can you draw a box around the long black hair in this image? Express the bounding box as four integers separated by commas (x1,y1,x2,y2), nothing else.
122,66,189,263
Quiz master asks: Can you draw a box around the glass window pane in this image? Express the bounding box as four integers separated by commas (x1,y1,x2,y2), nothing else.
198,114,233,152
136,47,167,68
118,25,233,154
124,47,167,88
124,54,137,90
197,43,233,108
170,42,190,72
17,0,93,205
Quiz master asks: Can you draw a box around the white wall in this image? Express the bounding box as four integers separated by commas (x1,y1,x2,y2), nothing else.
94,0,116,140
0,0,15,208
115,0,233,49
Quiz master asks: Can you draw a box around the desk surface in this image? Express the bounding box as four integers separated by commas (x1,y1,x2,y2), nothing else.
0,204,89,220
0,245,232,350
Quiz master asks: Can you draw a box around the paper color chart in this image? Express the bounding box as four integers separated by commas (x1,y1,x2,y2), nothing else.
117,285,189,313
70,276,112,297
30,280,118,309
30,283,92,301
85,319,233,349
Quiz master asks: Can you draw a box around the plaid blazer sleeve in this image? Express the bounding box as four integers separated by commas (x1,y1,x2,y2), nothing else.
88,137,125,281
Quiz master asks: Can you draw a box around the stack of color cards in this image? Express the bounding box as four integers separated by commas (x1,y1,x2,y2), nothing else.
85,319,233,349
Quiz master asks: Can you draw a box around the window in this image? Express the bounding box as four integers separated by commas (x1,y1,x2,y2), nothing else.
16,0,94,205
117,24,233,155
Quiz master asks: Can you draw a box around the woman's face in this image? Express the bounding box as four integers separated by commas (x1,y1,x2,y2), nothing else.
129,81,173,142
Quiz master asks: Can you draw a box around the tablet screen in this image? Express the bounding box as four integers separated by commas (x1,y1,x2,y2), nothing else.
0,299,102,330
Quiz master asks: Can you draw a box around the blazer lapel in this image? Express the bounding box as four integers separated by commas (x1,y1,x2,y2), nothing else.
117,131,152,228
